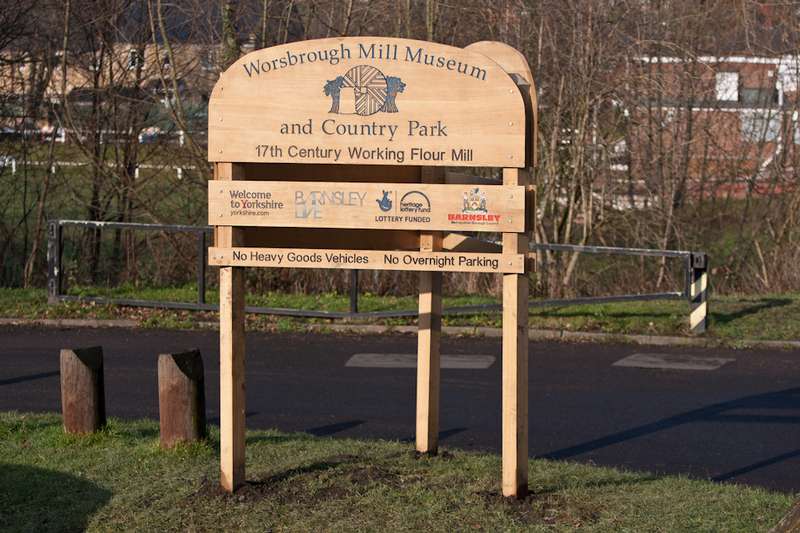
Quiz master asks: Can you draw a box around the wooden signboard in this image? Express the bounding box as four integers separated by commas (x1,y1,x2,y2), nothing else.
208,37,536,500
209,181,525,232
209,247,525,273
208,37,526,167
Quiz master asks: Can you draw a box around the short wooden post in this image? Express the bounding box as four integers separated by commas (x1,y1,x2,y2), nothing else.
502,167,529,498
217,162,246,492
158,350,206,448
416,167,444,454
60,346,106,434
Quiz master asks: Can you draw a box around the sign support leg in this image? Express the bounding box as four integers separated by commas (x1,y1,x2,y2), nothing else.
416,167,444,454
220,266,245,491
416,268,442,453
217,163,246,492
502,168,529,498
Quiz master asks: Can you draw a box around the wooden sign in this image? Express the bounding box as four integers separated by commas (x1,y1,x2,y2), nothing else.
209,180,525,232
208,38,537,501
209,247,524,273
208,37,526,167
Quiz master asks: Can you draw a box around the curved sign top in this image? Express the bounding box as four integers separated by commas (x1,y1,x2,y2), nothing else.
208,37,527,167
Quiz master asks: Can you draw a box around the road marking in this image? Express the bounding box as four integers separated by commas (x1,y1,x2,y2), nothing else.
613,352,734,371
346,353,495,369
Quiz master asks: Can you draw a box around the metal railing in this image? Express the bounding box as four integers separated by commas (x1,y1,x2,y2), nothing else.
47,220,709,332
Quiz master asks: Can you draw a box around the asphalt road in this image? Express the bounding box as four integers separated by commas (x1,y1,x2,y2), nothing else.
1,326,799,492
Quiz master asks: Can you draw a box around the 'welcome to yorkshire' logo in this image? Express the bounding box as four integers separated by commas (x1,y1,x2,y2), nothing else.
324,65,406,116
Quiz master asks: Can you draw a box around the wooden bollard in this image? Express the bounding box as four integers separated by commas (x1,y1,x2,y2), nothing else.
60,346,106,434
158,350,206,448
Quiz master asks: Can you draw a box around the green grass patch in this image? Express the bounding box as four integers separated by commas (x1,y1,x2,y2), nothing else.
0,412,791,532
2,286,800,342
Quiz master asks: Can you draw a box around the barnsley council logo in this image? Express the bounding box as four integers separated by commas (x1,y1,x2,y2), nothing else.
448,188,501,225
324,65,406,116
463,188,487,213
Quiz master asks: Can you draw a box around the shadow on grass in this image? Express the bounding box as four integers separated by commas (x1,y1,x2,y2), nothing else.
710,298,792,327
534,306,678,321
254,454,359,486
0,464,111,532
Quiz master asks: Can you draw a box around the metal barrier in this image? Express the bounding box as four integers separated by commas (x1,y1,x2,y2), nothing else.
47,220,709,333
530,243,708,334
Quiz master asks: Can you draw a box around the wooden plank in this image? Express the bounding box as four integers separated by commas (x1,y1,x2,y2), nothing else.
208,37,525,167
217,162,246,493
416,166,443,454
209,180,525,232
236,228,499,253
442,233,501,253
241,162,423,182
239,227,420,251
209,247,524,274
501,167,529,499
465,41,538,167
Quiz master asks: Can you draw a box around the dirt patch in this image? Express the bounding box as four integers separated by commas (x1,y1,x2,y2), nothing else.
190,455,414,506
346,464,397,487
411,449,455,460
476,490,600,527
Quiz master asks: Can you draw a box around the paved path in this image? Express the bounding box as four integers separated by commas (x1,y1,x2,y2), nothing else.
1,326,798,492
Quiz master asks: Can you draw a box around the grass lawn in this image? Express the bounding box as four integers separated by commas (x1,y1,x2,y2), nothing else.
1,286,800,343
0,412,792,532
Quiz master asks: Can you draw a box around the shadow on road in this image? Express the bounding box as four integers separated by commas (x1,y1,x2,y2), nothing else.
305,420,365,437
0,463,111,531
713,449,800,482
540,386,800,480
0,370,59,387
208,410,260,425
400,426,468,444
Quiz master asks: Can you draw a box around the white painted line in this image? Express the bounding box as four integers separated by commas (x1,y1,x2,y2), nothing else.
613,352,734,371
346,353,495,369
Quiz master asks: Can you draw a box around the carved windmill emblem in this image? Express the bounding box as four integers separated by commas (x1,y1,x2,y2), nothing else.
343,65,388,116
324,65,406,116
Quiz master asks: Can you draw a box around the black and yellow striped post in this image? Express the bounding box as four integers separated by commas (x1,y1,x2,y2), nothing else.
689,253,709,335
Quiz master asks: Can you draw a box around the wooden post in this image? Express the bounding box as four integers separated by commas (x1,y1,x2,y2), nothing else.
502,167,529,498
60,346,106,434
158,350,206,448
217,162,246,492
416,167,444,454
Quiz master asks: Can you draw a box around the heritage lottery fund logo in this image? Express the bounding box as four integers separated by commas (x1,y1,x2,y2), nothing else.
248,42,478,165
374,190,432,224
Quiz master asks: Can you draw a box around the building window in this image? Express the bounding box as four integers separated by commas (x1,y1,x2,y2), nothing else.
716,71,739,102
741,110,781,143
740,88,778,107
